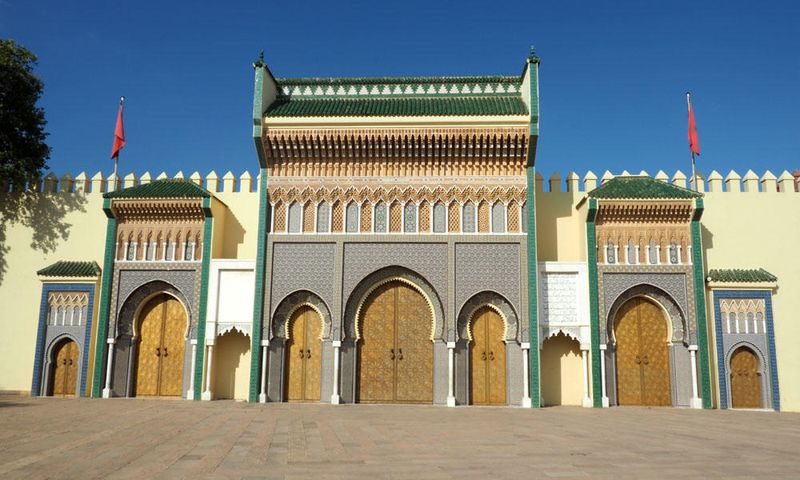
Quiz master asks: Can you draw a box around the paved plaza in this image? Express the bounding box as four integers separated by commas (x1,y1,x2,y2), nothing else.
1,397,798,479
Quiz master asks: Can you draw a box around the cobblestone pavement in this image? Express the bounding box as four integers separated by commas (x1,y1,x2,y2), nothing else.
1,397,799,479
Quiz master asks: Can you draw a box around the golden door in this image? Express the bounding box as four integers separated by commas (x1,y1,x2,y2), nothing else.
730,347,762,408
358,281,433,403
135,294,187,396
52,339,78,396
285,306,322,402
470,307,507,405
615,298,671,406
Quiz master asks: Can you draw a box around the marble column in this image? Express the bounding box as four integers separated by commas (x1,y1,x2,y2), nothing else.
689,345,702,409
259,339,269,403
521,342,532,408
581,347,592,407
331,340,341,404
187,339,197,399
446,341,456,407
599,344,609,407
202,343,214,401
102,338,115,398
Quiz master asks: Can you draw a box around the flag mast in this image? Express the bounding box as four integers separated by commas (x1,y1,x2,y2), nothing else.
111,96,125,191
686,92,698,192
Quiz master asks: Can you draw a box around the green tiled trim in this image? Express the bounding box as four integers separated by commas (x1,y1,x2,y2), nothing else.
277,75,520,86
37,260,100,277
91,198,117,397
192,197,213,400
265,96,528,118
253,65,267,168
586,199,602,407
588,176,702,200
707,268,777,283
691,198,712,408
249,169,269,403
526,166,540,407
103,179,210,199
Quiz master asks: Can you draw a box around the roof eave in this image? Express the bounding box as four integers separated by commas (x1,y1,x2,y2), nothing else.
262,114,531,127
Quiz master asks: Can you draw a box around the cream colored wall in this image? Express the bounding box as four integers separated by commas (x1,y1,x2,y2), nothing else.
702,190,800,412
213,189,260,259
212,329,251,400
536,189,586,262
541,333,584,406
0,192,105,393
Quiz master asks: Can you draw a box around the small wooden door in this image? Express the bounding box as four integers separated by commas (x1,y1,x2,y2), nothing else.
615,297,672,406
51,339,78,396
285,306,322,402
730,347,762,408
135,294,187,397
358,281,433,403
470,307,507,405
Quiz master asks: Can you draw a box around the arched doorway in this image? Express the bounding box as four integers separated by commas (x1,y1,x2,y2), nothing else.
357,281,433,403
50,338,78,397
730,346,762,408
614,297,671,406
285,306,322,402
135,293,187,397
213,329,251,401
469,306,506,405
541,332,583,406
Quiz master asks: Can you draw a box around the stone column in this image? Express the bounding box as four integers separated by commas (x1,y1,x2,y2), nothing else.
202,343,214,401
599,344,609,407
331,340,341,404
102,338,115,398
446,341,456,407
521,342,532,408
259,339,269,403
187,340,197,399
689,345,702,409
581,346,592,408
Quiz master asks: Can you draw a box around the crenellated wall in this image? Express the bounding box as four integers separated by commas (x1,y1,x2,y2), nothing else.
1,167,799,410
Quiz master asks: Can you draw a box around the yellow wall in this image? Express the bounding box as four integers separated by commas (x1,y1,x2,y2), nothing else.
212,329,251,400
702,191,800,411
540,333,584,406
0,192,105,393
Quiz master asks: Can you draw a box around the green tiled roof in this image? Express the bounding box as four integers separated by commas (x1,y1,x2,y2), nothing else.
588,176,703,200
265,96,528,118
104,180,211,199
37,261,101,277
276,75,520,86
707,268,777,283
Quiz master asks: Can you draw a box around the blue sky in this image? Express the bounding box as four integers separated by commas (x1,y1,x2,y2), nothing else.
3,0,798,180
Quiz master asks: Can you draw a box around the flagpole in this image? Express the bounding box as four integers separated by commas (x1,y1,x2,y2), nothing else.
686,92,697,192
113,96,124,191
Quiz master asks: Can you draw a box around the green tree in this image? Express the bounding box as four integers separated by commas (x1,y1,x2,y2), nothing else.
0,40,84,285
1,39,50,187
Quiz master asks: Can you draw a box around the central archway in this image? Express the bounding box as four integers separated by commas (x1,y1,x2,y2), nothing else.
357,280,433,403
614,297,671,406
135,293,187,397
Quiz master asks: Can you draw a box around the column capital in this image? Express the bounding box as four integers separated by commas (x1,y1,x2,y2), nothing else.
688,344,699,351
332,340,342,348
261,339,270,347
599,344,607,351
446,341,456,349
190,339,198,345
106,338,116,344
520,342,531,350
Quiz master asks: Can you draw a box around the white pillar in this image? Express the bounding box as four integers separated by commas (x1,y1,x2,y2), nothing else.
331,340,342,404
102,338,115,398
259,339,269,403
187,340,197,399
446,341,456,407
689,345,702,409
202,343,214,401
581,347,592,408
521,342,532,408
599,344,609,407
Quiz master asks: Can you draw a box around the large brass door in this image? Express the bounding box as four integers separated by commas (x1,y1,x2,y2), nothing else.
358,281,433,403
730,347,762,408
285,306,322,402
470,307,507,405
51,339,78,396
135,294,187,397
614,297,671,406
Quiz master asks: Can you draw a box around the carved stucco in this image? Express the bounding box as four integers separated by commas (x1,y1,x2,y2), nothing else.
268,290,333,341
456,291,519,343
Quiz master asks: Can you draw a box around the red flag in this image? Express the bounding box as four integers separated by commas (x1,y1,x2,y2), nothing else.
110,98,125,159
687,94,700,156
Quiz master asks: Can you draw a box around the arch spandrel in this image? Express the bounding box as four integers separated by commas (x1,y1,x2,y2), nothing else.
456,291,519,344
116,280,194,339
269,290,333,341
343,266,446,342
605,285,687,346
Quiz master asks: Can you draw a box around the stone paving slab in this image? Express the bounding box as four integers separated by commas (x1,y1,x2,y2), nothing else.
1,397,799,479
